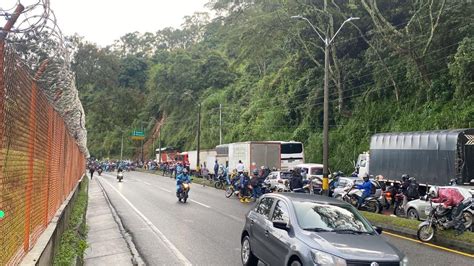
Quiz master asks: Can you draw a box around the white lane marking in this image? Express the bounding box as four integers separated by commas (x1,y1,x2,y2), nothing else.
159,187,172,193
143,181,151,185
190,199,211,208
100,177,192,265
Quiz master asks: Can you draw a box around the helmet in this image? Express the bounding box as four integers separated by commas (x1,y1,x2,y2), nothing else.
252,169,259,175
401,174,410,181
428,186,438,198
409,176,416,182
362,173,370,181
183,168,188,173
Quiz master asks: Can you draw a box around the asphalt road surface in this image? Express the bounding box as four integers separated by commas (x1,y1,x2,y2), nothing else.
96,171,473,265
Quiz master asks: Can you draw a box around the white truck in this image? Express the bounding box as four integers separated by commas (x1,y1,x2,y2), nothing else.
187,149,217,173
228,141,281,173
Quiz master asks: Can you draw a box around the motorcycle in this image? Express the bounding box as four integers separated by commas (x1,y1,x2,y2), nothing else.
417,199,473,242
117,172,123,182
214,174,229,190
177,183,190,203
392,189,406,216
97,168,103,176
335,186,380,213
225,178,241,198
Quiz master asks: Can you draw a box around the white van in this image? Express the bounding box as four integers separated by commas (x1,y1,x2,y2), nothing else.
293,163,324,184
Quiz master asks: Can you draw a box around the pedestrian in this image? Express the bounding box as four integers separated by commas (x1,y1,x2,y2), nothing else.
237,160,245,174
213,160,219,181
89,165,95,179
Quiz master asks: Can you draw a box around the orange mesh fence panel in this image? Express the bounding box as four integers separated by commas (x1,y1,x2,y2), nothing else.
0,45,86,265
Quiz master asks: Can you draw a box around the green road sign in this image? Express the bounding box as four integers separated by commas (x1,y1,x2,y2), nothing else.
132,131,145,137
0,210,5,219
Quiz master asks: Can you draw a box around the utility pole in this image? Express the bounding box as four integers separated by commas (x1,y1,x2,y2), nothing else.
158,126,162,164
291,13,359,196
197,103,201,170
141,122,144,163
219,104,222,145
322,27,330,195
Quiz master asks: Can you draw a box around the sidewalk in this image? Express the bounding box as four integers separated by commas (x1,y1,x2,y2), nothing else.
84,176,135,265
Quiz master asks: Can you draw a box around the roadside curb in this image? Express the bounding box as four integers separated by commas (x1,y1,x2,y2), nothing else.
370,221,474,254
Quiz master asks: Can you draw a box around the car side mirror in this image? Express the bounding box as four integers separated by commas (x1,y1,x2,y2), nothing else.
273,220,290,231
373,226,383,234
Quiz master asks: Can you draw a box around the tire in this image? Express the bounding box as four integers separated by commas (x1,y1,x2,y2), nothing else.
394,206,405,217
241,235,258,266
289,259,302,266
183,196,187,203
462,211,473,229
366,200,380,213
417,224,435,242
225,187,234,198
215,181,223,190
407,208,420,220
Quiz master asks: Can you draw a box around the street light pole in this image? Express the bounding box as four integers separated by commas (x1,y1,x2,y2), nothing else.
120,132,124,162
219,103,222,145
291,15,359,196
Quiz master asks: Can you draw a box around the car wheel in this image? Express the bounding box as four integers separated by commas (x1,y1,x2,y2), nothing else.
289,259,302,266
241,235,258,266
407,208,420,220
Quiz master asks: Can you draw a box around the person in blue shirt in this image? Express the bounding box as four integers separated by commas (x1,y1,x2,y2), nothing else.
355,174,372,208
176,168,191,196
176,163,184,176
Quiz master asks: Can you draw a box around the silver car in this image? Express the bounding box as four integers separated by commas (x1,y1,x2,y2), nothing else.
404,186,474,222
241,193,407,266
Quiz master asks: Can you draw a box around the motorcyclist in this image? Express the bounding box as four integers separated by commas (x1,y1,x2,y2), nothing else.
429,186,470,234
176,168,191,196
329,171,343,197
355,174,373,209
239,172,251,203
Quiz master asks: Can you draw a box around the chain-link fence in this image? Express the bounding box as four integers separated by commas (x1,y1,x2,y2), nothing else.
0,42,86,264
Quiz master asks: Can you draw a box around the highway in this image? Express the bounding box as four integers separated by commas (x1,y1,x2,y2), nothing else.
97,171,473,265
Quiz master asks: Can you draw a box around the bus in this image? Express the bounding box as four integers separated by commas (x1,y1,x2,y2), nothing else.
279,141,304,170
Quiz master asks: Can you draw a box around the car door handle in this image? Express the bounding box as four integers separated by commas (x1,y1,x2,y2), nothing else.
250,219,254,226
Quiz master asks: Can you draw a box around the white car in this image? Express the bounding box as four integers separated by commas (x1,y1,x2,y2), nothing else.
264,171,291,192
293,163,324,184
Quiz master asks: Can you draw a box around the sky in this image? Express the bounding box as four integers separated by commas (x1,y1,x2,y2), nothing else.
52,0,211,46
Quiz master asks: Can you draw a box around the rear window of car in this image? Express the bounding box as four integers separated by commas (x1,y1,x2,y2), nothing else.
281,172,292,179
255,197,274,219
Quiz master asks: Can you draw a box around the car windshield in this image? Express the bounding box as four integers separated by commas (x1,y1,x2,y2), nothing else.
293,201,374,233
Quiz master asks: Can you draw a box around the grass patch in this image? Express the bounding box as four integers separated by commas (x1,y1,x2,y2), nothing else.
362,211,474,245
53,177,89,265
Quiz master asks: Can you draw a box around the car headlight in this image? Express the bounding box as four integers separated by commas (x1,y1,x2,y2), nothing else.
400,256,408,266
311,250,346,266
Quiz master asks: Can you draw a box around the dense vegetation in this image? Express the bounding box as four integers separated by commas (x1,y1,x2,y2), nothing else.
73,0,474,173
